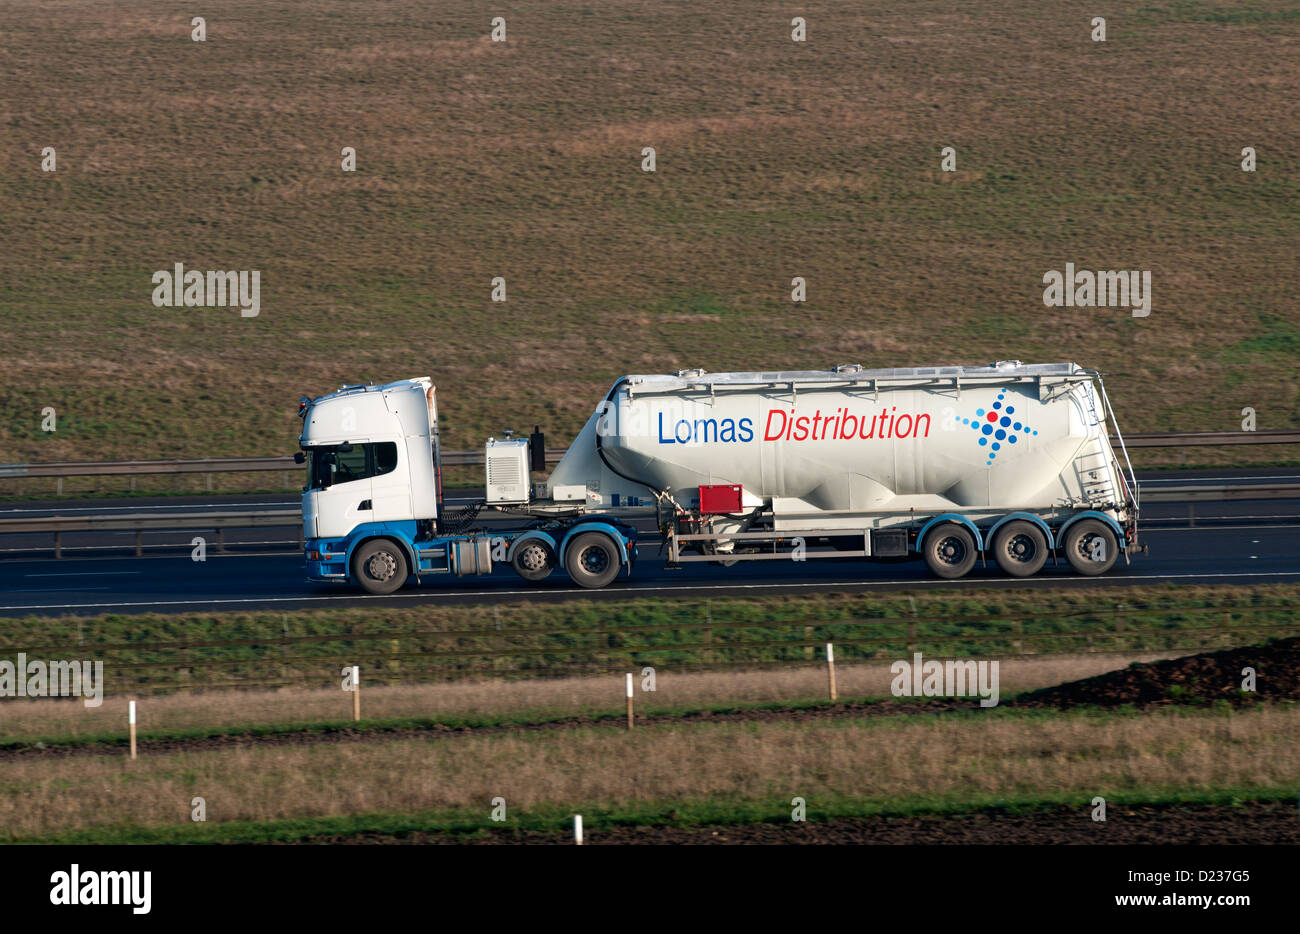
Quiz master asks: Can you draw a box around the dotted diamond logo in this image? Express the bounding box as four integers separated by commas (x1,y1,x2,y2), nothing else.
958,391,1038,466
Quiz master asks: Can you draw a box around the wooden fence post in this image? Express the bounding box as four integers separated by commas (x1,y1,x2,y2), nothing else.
625,672,634,729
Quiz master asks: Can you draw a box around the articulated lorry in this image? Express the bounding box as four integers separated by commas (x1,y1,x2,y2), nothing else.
298,361,1140,594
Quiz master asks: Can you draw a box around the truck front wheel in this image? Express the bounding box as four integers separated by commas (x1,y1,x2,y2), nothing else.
511,539,557,582
564,532,621,589
923,525,977,579
351,539,410,595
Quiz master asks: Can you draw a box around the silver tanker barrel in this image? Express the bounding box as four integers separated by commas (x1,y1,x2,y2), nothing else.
592,364,1118,521
544,362,1137,579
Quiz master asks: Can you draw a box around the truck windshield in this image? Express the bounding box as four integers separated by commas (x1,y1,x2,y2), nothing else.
305,442,398,490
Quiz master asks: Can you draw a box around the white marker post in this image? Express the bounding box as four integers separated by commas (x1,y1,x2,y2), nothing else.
351,665,360,722
128,700,137,759
625,672,634,730
574,814,584,845
826,642,837,702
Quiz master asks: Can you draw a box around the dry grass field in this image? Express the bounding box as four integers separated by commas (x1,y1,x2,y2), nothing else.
3,704,1297,839
0,651,1178,742
0,0,1297,465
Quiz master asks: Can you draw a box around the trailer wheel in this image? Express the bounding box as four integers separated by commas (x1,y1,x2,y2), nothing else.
992,520,1048,578
1063,519,1119,576
511,539,556,582
564,532,621,589
351,539,409,595
922,524,977,579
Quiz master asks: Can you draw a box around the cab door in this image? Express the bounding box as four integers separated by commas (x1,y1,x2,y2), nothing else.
312,445,375,539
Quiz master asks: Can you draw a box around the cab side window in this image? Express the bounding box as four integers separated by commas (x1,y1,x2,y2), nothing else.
373,442,398,477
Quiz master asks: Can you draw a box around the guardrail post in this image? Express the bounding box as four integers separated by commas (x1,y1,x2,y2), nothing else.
214,528,225,553
135,531,143,557
53,531,62,559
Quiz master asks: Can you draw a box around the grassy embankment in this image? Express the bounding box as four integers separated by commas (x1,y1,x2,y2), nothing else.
0,0,1296,489
2,584,1298,842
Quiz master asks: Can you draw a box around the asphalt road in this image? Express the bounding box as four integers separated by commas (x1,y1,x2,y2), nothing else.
0,469,1297,616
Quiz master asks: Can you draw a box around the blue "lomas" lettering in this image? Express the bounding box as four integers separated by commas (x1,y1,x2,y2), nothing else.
658,413,754,444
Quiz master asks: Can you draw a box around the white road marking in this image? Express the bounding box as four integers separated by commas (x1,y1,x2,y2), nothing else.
1151,524,1300,531
23,571,142,578
2,570,1300,612
1142,514,1300,522
1138,475,1300,484
0,501,299,515
5,587,114,594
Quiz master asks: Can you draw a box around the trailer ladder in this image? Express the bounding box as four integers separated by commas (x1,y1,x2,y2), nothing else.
1073,443,1116,504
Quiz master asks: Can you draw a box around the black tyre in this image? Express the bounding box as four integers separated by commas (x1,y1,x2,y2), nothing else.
351,539,410,595
511,538,557,582
922,524,977,579
564,531,621,589
992,520,1049,578
1063,519,1119,576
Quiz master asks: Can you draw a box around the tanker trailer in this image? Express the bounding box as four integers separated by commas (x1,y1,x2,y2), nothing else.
300,361,1139,593
545,360,1140,580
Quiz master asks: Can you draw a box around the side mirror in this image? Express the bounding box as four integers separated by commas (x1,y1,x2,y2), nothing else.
293,451,306,464
337,442,355,453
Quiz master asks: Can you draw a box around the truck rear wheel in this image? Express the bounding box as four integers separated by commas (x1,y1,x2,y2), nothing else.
564,532,621,589
992,520,1048,578
923,525,977,579
1063,519,1119,576
351,539,409,595
511,539,556,582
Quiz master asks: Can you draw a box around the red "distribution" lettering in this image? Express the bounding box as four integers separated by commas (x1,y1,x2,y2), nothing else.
763,408,930,442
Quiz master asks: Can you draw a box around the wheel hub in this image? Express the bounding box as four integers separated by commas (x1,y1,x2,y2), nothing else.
580,547,609,573
1008,534,1034,561
366,551,397,581
520,544,547,571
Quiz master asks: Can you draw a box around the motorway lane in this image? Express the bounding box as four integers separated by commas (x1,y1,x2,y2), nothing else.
0,523,1298,617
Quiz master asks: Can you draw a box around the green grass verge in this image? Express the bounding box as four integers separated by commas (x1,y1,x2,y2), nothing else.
2,585,1296,694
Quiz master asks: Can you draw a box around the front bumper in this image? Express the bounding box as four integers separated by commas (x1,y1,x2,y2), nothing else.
305,542,348,582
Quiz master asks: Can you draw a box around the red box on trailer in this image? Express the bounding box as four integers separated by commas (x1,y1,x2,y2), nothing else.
698,484,742,514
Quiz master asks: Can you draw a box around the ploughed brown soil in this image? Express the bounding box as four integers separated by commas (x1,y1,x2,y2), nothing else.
289,802,1300,845
1017,637,1300,710
7,638,1299,760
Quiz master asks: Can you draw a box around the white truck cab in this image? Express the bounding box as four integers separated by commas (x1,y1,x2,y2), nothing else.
299,379,441,540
